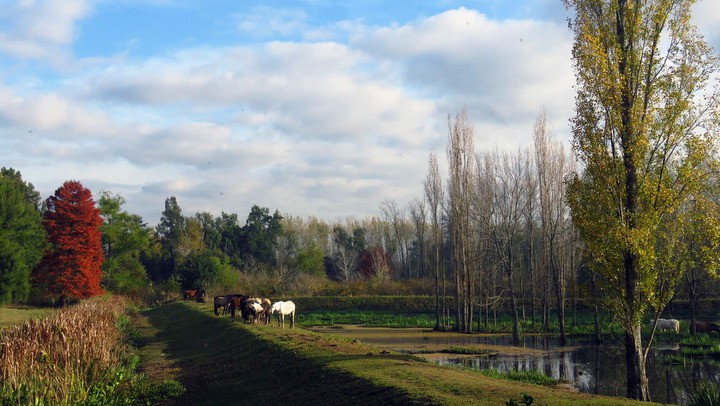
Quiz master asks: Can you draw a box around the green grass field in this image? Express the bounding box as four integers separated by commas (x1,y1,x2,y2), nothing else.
0,305,51,330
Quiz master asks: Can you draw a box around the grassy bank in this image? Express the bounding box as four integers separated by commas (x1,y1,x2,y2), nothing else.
136,301,657,405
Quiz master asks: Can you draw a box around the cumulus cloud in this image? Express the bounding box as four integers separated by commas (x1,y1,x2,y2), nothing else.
354,8,575,147
0,0,90,63
1,6,578,224
13,3,714,226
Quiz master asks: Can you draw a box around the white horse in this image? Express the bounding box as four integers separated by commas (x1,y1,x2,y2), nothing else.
652,318,680,334
271,301,296,329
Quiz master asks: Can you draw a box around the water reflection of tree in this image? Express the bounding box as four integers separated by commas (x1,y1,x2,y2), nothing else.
449,342,720,402
648,351,720,404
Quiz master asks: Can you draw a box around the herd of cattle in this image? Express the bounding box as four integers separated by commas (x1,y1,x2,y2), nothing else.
183,290,296,328
652,318,720,334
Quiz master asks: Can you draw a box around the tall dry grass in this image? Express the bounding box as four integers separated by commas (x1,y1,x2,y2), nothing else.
0,296,130,405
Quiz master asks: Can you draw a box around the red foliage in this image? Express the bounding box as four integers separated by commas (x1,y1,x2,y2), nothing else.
358,246,393,279
32,181,104,302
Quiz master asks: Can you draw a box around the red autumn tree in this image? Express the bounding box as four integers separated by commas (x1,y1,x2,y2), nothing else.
358,246,393,280
32,181,104,303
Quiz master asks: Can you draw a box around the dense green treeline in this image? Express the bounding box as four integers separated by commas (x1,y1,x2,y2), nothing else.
0,167,410,305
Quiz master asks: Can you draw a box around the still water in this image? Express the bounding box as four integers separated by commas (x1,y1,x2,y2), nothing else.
434,335,720,404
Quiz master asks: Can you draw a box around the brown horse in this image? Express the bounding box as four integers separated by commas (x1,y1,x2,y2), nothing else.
229,296,246,320
214,295,231,316
183,290,197,301
693,321,720,334
258,298,272,324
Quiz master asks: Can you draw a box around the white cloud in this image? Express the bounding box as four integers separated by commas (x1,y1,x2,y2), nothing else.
234,6,309,39
355,8,575,147
0,0,90,63
0,6,581,225
692,0,720,52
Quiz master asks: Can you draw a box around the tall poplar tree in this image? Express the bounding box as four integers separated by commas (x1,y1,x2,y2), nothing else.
565,0,720,399
32,181,104,304
424,152,447,330
447,109,476,333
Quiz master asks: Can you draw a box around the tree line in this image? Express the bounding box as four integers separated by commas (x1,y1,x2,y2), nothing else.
0,169,404,306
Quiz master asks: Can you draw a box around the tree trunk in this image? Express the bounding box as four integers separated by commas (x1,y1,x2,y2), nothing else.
555,281,567,346
434,249,440,330
593,304,601,344
455,269,461,332
529,259,537,330
625,324,650,400
687,271,698,335
689,286,697,335
542,285,549,331
508,268,520,345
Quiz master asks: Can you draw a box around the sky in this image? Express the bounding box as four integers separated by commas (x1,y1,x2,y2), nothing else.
1,0,719,226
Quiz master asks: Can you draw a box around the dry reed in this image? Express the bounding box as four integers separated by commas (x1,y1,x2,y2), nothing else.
0,296,130,404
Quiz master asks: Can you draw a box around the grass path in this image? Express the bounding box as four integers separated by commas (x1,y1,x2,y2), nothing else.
134,302,659,405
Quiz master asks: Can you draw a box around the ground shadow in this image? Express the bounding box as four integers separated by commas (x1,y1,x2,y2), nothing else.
140,302,437,405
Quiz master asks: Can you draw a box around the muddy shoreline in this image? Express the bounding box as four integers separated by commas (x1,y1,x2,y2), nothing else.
308,324,577,361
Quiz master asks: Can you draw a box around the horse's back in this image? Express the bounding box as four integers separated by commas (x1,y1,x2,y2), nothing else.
657,318,680,332
284,301,296,314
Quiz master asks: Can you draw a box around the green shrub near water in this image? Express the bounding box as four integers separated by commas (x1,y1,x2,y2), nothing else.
298,309,437,328
478,369,559,386
686,381,720,406
291,295,446,313
291,296,624,332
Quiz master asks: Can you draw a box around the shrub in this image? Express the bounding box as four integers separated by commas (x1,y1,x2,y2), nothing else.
292,295,452,313
686,381,720,406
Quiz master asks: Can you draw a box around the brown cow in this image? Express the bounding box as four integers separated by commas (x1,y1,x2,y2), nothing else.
183,290,197,301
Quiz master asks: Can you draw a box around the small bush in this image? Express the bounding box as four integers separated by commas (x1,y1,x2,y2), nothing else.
506,393,547,406
442,346,493,355
136,379,186,404
686,381,720,406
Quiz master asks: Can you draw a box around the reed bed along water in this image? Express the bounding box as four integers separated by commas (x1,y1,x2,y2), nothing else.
0,296,130,405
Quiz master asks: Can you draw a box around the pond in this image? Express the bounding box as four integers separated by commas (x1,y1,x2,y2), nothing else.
437,335,720,404
311,326,720,404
